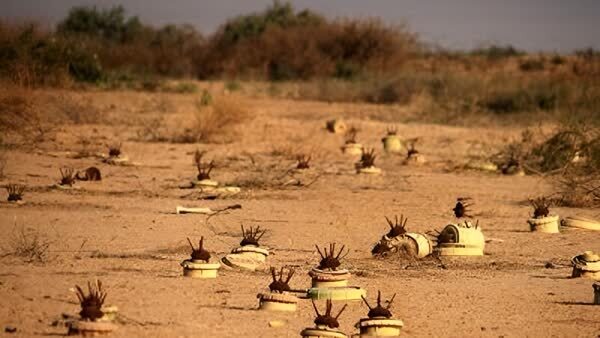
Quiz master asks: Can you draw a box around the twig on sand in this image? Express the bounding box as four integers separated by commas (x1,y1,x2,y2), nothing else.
206,204,242,223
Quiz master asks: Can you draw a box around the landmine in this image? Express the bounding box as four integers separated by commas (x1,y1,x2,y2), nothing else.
355,291,403,337
571,251,600,280
222,225,269,271
66,280,117,336
562,216,600,231
381,127,403,154
5,184,25,204
403,152,426,165
342,127,363,156
54,168,82,190
181,237,220,278
257,267,299,312
435,220,485,256
356,148,382,175
307,243,366,301
403,139,426,165
371,215,432,258
300,300,348,338
528,197,560,233
178,150,241,196
102,143,135,166
326,119,347,134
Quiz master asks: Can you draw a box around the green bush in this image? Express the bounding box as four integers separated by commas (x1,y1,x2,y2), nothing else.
66,44,103,82
519,58,545,72
575,47,599,60
334,61,362,80
219,0,324,45
57,5,143,43
471,44,522,60
550,54,565,65
225,80,242,92
199,2,417,80
483,90,527,114
0,23,103,85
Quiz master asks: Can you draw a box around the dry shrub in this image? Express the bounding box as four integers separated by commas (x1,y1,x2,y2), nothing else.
135,116,169,142
172,95,250,143
494,125,598,174
495,125,600,207
552,129,600,207
200,2,418,80
0,21,74,87
0,150,6,178
3,224,50,263
297,79,366,102
554,171,600,207
54,94,103,124
0,85,107,144
270,143,300,159
0,86,57,143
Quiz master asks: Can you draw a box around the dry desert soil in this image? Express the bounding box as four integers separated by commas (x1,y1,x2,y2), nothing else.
1,86,599,337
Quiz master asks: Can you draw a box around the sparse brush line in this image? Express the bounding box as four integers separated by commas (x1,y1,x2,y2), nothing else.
241,219,289,223
89,251,170,260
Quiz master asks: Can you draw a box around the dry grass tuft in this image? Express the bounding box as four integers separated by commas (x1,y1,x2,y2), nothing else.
0,150,6,178
553,168,600,208
172,95,251,143
3,224,50,263
495,124,600,208
54,94,103,124
0,86,56,143
0,85,105,145
494,125,598,175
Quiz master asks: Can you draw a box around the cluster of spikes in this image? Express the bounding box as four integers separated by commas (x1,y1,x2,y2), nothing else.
529,197,551,218
315,243,348,270
406,138,420,157
500,155,522,175
107,142,122,157
311,299,347,329
74,280,107,321
385,215,408,238
372,215,411,256
345,127,358,144
362,291,396,319
296,154,311,170
240,225,266,247
359,148,377,168
6,184,25,202
386,126,398,136
453,197,473,218
268,266,295,293
194,150,215,180
59,168,76,186
187,236,211,262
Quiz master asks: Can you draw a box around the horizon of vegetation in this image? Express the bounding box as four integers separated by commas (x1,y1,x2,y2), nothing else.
0,1,598,125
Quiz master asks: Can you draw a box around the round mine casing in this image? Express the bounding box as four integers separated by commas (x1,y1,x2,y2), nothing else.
257,292,298,312
528,215,560,233
381,135,404,154
435,222,485,256
181,260,221,278
357,317,404,337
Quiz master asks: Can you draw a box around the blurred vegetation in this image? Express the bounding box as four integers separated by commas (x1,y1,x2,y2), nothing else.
0,1,599,124
491,123,600,207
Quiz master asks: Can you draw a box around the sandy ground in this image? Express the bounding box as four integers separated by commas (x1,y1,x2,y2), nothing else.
0,88,599,337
